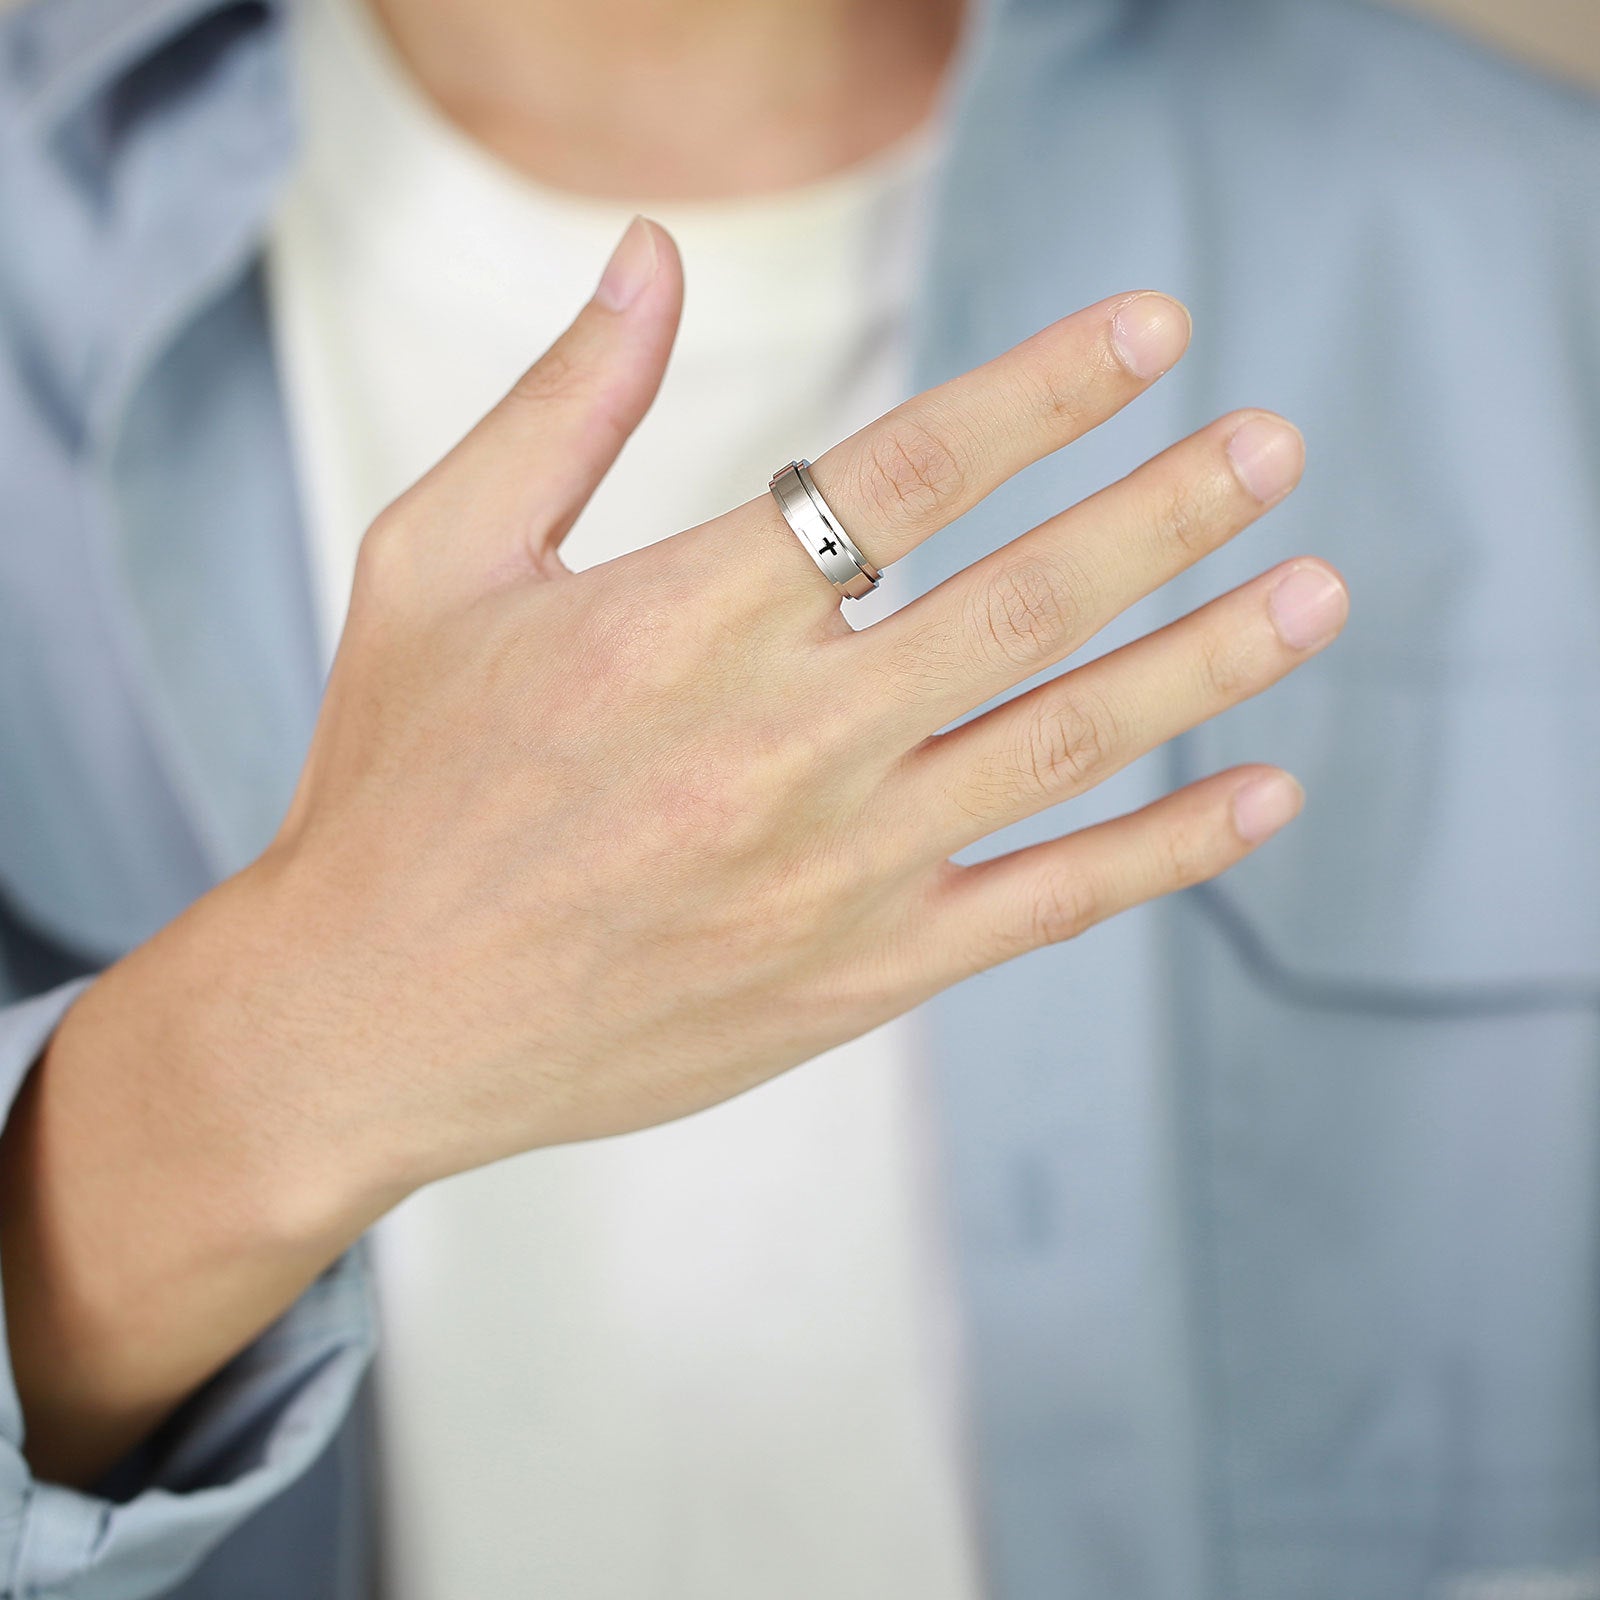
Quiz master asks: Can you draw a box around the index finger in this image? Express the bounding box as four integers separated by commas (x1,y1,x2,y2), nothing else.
809,290,1191,574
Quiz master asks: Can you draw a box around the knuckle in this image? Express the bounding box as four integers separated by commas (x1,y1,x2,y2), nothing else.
1019,689,1117,796
508,342,588,409
1156,817,1215,891
971,556,1079,673
1026,870,1100,949
1153,473,1223,562
857,410,967,528
1021,353,1097,433
1193,627,1252,701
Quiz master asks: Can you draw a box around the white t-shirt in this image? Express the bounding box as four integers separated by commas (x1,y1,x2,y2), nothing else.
267,2,980,1596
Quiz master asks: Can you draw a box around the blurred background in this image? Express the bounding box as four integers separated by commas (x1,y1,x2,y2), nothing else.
0,0,1594,81
1402,0,1599,83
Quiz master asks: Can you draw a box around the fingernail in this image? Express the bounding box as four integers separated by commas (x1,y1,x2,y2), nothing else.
1226,416,1305,504
595,215,658,312
1267,562,1348,651
1231,772,1305,845
1110,294,1192,380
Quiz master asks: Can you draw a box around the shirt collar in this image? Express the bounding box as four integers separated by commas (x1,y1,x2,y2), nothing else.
1,0,284,131
0,0,296,454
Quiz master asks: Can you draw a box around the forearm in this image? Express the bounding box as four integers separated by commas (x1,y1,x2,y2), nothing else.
0,866,402,1487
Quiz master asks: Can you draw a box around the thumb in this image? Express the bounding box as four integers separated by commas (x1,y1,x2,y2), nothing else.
421,215,684,580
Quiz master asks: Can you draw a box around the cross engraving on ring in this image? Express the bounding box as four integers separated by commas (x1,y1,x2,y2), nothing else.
817,536,840,556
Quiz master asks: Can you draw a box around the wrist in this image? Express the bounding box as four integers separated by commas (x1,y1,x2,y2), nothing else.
37,860,415,1297
137,857,420,1243
0,860,412,1482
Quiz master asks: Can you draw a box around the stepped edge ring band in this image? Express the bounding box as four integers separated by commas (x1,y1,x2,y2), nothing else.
767,459,882,601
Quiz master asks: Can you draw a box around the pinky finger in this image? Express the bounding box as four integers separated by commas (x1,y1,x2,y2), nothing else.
938,764,1304,979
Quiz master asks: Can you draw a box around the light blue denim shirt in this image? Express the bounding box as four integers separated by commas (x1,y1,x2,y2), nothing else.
1,0,1597,1596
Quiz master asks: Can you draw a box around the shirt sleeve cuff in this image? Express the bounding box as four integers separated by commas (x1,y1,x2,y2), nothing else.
0,980,377,1600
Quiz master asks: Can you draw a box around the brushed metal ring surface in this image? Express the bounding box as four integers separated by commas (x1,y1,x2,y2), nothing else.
767,459,882,600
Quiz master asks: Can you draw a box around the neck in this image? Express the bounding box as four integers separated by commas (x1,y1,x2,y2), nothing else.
369,0,965,200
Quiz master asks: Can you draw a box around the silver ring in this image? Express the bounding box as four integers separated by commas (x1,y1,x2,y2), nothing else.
768,459,882,600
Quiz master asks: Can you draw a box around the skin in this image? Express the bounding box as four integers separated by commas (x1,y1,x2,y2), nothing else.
369,0,966,198
0,1,1347,1490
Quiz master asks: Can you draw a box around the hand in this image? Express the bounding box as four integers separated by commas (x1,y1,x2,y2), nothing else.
8,216,1345,1483
255,214,1342,1182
